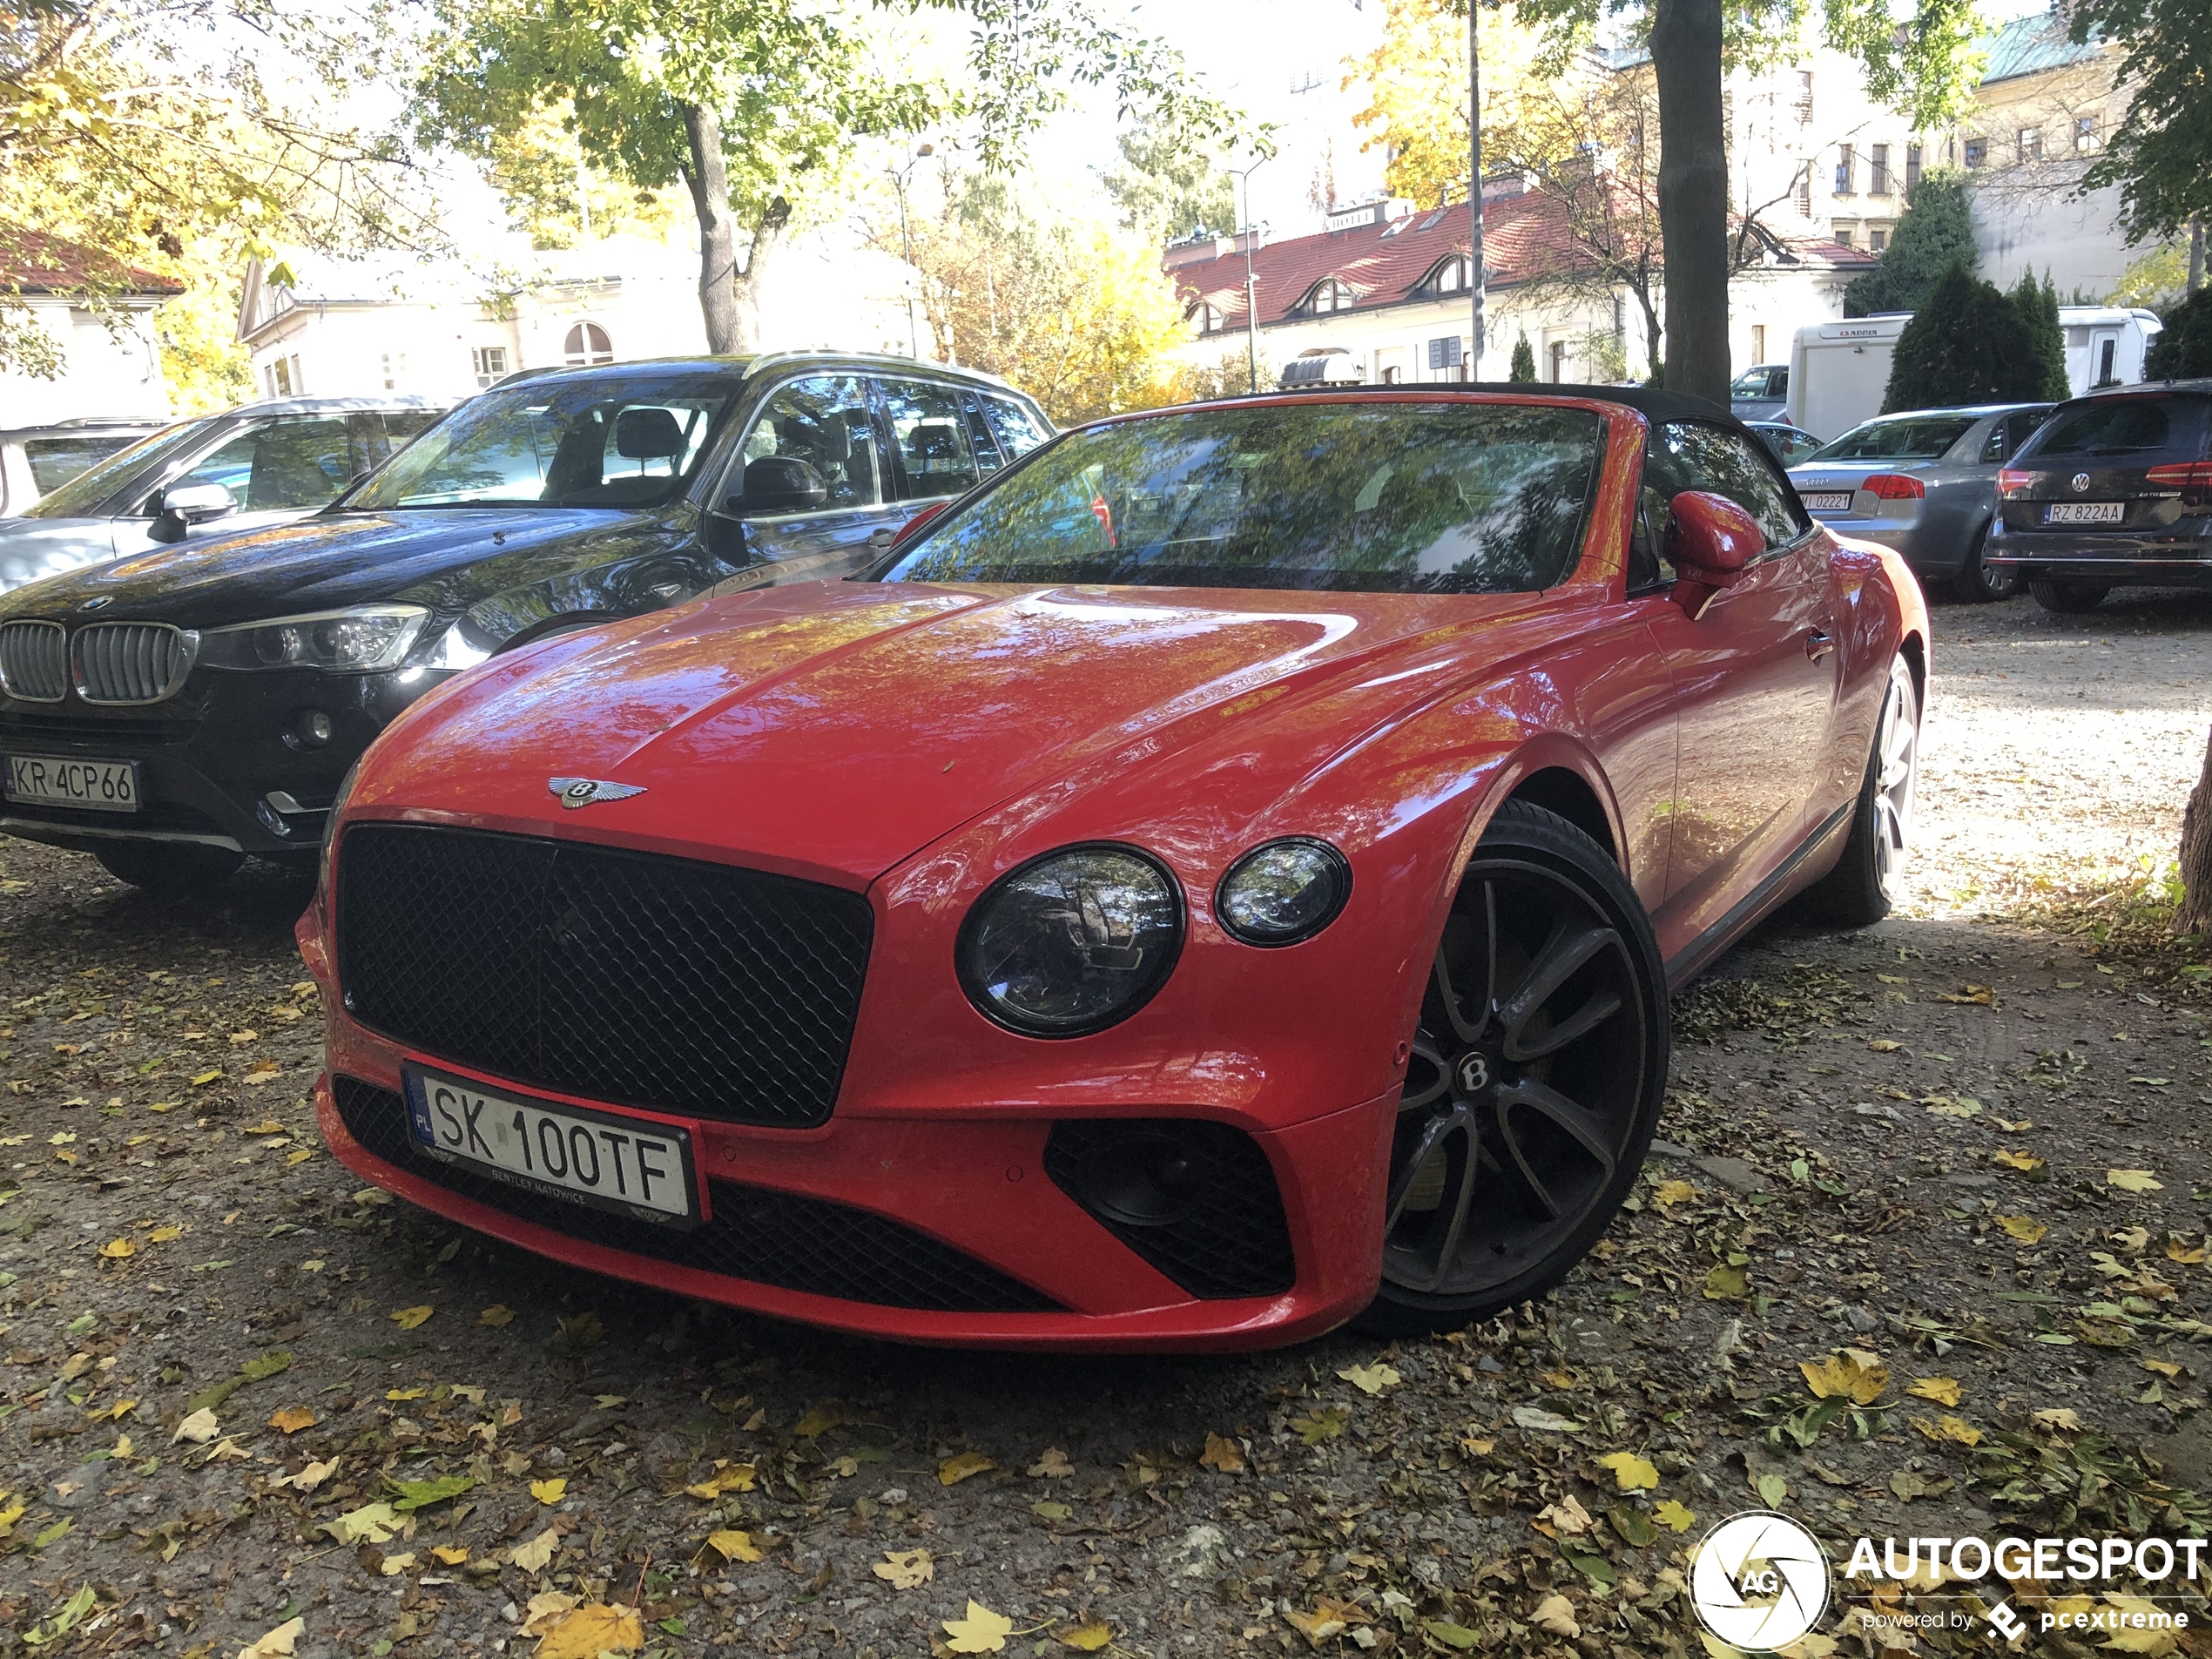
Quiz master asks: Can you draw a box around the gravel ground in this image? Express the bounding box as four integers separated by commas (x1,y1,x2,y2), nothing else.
3,589,2212,1659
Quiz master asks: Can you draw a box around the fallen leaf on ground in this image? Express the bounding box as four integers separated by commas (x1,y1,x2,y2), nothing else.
683,1461,756,1499
1867,1038,1902,1052
520,1594,577,1636
98,1238,134,1258
939,1450,996,1486
1532,1593,1581,1638
1655,1179,1697,1207
1510,1405,1583,1433
1937,985,1993,1005
431,1546,469,1565
1199,1432,1246,1474
873,1547,934,1589
388,1473,475,1512
705,1530,762,1563
1423,1620,1480,1650
1654,1499,1696,1532
239,1617,305,1658
1536,1494,1594,1535
1994,1150,2047,1173
477,1305,516,1327
530,1478,567,1506
1337,1361,1399,1395
1059,1622,1114,1652
268,1406,316,1434
1027,1447,1074,1478
320,1501,401,1545
2032,1408,2083,1433
2108,1170,2163,1193
2145,1359,2185,1379
379,1551,415,1576
1703,1263,1749,1299
1291,1406,1350,1442
509,1527,560,1571
1595,1451,1658,1491
172,1407,219,1444
1800,1349,1888,1405
1999,1215,2048,1244
943,1600,1015,1654
793,1401,842,1437
535,1602,643,1659
389,1305,434,1329
1905,1376,1961,1406
148,1224,182,1243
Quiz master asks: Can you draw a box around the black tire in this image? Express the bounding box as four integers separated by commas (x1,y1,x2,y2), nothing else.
1806,653,1919,927
1356,800,1668,1337
94,841,245,895
2029,578,2107,614
1950,525,2018,604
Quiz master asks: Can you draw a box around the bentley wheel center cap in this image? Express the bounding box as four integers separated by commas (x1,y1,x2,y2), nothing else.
1455,1050,1494,1095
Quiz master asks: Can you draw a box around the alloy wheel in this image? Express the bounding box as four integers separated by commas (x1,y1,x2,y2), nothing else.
1871,659,1919,904
1382,858,1654,1303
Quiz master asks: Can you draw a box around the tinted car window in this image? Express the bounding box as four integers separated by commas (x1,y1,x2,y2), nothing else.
169,415,360,511
25,418,215,519
2028,398,2209,459
24,435,139,496
982,395,1050,461
1810,417,1975,462
350,373,734,509
1652,421,1809,550
738,376,885,509
959,391,1004,475
878,401,1602,594
881,379,981,499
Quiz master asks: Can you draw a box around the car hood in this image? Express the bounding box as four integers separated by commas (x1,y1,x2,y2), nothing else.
359,579,1541,884
0,506,663,626
0,516,119,595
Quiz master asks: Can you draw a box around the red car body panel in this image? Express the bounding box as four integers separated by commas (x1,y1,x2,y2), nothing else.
298,393,1929,1350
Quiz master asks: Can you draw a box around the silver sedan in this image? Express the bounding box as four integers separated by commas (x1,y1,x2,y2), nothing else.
1787,403,2054,602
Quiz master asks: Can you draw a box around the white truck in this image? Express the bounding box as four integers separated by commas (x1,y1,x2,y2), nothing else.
1784,305,2166,441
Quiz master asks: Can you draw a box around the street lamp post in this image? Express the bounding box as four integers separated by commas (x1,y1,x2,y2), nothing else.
891,142,935,359
1228,158,1268,394
1468,8,1486,378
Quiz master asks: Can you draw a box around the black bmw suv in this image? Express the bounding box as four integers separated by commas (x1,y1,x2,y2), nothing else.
1986,381,2212,612
0,352,1051,891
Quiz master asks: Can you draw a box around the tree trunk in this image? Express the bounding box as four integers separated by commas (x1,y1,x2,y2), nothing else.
2181,727,2212,935
1633,269,1663,382
678,101,740,354
1649,0,1730,402
2190,215,2205,294
729,196,792,354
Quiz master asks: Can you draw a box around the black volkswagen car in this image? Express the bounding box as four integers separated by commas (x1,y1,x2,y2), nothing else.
1986,381,2212,612
0,353,1052,891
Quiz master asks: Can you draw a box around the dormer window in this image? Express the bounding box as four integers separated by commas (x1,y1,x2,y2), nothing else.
1429,257,1473,294
1191,301,1226,334
1303,279,1355,315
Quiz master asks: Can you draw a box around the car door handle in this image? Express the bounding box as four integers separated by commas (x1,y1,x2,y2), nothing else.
1805,630,1835,662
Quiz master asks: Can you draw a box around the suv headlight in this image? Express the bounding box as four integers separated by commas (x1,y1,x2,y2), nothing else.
199,605,428,672
957,845,1184,1037
1216,839,1352,946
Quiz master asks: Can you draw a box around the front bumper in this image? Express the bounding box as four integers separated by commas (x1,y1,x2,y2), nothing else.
299,912,1394,1352
0,666,451,857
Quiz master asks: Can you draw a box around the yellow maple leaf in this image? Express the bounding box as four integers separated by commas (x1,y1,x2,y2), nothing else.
389,1305,434,1329
244,1120,285,1135
705,1529,763,1563
939,1450,996,1486
386,1387,427,1401
873,1547,934,1589
943,1600,1015,1654
1998,1215,2047,1244
431,1545,469,1565
1653,1499,1696,1532
1595,1451,1658,1492
1993,1150,2045,1172
149,1225,182,1244
98,1238,135,1258
1337,1361,1399,1395
792,1401,842,1437
1027,1447,1074,1478
530,1477,568,1505
1799,1350,1888,1404
1703,1263,1749,1299
238,1617,305,1659
2107,1169,2163,1193
509,1527,559,1571
269,1406,317,1434
2144,1359,2185,1379
477,1305,516,1327
1654,1179,1696,1208
1060,1622,1114,1652
683,1460,756,1499
2032,1408,2083,1433
1199,1432,1246,1474
536,1602,644,1659
1905,1376,1960,1407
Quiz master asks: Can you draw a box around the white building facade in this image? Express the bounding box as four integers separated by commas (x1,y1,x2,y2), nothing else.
1,235,176,425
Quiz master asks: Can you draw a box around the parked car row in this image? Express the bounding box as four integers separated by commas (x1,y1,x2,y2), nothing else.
4,360,1932,1351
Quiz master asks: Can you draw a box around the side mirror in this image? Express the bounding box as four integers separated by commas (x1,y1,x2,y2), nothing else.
732,455,828,516
1665,490,1764,618
147,481,237,544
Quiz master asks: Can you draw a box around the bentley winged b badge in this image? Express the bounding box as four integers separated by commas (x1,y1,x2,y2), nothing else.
549,777,646,810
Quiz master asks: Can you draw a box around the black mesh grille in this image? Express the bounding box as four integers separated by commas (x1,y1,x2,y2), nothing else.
1044,1120,1296,1299
336,824,873,1128
334,1077,1059,1313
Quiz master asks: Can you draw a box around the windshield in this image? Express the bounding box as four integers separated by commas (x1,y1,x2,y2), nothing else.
26,417,219,519
347,372,738,509
874,401,1603,595
1809,416,1974,463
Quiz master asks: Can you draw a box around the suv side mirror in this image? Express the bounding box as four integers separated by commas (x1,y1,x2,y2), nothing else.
732,455,828,516
147,481,237,544
1666,489,1764,619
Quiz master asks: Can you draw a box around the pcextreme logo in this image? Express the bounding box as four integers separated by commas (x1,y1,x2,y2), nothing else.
1689,1512,1831,1649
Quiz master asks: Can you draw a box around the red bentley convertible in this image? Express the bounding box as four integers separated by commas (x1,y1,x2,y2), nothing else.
296,388,1927,1350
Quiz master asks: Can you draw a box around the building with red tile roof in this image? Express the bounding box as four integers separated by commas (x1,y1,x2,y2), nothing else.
1,229,179,424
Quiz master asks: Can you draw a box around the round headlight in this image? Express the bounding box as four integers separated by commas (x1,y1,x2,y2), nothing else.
1216,838,1352,947
958,845,1184,1037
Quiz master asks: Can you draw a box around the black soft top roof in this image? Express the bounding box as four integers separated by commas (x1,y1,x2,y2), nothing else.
1469,381,1737,428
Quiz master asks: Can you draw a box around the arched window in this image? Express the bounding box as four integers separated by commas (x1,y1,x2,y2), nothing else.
1192,301,1225,334
1304,279,1354,315
563,321,614,366
1431,257,1472,294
